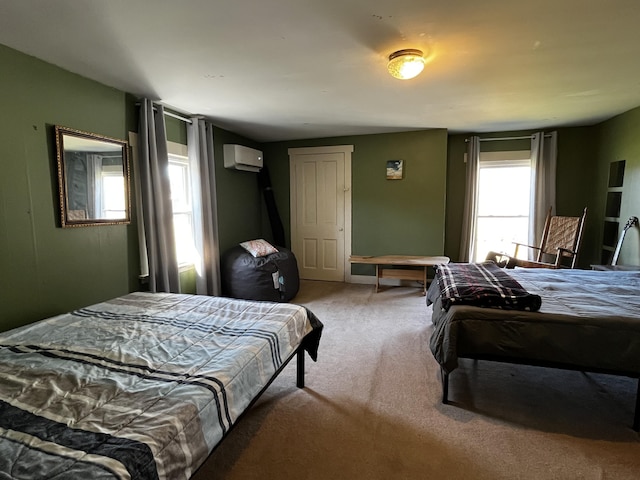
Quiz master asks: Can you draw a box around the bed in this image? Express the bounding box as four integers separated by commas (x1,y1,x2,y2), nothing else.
0,292,323,479
427,263,640,430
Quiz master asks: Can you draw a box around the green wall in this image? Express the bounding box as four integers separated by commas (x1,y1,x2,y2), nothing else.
444,133,469,262
445,128,600,266
2,41,639,333
0,44,138,330
163,115,263,289
594,106,640,265
165,115,188,145
0,45,264,326
555,126,600,267
212,127,264,254
263,129,448,276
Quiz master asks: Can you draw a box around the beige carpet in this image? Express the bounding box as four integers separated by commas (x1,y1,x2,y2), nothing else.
193,280,640,479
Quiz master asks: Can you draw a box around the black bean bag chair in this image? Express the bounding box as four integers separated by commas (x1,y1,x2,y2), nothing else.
221,245,300,302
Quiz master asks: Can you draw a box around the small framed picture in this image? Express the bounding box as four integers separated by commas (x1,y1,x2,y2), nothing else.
386,160,403,180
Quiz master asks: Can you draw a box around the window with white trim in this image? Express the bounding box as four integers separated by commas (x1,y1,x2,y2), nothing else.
473,151,532,262
167,142,197,268
99,165,127,219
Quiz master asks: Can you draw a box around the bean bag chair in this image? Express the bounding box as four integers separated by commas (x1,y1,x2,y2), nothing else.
221,240,300,302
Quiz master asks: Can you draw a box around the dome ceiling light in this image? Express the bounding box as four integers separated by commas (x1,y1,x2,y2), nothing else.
387,49,425,80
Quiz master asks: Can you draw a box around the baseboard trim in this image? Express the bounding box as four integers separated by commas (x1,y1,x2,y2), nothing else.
349,274,423,288
349,274,376,285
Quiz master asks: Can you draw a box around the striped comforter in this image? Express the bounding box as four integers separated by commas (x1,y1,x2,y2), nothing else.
0,292,322,479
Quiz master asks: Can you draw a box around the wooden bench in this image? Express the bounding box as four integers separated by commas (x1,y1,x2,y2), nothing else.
349,255,450,295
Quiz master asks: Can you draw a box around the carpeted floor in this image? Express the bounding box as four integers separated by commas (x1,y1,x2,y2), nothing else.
193,280,640,479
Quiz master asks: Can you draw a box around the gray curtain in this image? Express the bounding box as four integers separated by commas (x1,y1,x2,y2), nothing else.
529,131,557,250
187,117,221,296
459,136,480,262
136,99,180,293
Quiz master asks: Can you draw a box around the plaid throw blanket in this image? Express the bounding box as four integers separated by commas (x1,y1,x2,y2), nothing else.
435,261,542,311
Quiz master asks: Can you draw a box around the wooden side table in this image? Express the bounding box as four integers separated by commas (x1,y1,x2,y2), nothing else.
349,255,450,295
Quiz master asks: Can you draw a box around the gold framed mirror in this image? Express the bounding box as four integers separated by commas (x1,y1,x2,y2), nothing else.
55,126,131,227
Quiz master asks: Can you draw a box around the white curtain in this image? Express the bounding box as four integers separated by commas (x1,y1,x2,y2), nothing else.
459,136,480,262
187,118,221,296
136,99,180,293
529,131,557,249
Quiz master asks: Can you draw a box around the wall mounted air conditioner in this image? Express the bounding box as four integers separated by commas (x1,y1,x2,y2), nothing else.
223,144,263,172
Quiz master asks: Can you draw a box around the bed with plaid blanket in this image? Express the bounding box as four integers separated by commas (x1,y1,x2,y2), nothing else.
434,261,542,312
0,292,322,479
427,266,640,429
428,267,640,374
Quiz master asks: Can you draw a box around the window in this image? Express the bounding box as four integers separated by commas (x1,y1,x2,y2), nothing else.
99,165,126,219
167,142,198,268
473,151,531,262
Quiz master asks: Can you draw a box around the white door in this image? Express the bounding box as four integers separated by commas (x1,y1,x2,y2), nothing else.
289,145,352,282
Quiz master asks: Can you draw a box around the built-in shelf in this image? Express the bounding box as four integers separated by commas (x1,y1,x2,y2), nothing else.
601,160,626,265
608,160,626,188
601,249,614,264
605,192,622,217
603,221,619,248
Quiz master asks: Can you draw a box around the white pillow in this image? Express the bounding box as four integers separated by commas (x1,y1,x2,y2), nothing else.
239,239,279,257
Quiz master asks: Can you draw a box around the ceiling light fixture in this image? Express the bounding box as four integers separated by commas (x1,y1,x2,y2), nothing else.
387,49,425,80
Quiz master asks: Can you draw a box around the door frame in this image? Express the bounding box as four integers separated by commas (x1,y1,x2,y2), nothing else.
288,145,353,283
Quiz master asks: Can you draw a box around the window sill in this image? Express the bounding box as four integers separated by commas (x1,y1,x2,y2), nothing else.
178,263,195,273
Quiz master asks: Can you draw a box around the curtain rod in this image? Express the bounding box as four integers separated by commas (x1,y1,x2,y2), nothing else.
466,134,553,142
135,102,193,124
164,110,192,124
480,135,533,142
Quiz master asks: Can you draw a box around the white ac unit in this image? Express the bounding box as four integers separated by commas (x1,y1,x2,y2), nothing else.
223,144,263,172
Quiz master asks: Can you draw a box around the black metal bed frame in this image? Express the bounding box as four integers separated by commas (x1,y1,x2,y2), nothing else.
440,355,640,432
197,343,308,468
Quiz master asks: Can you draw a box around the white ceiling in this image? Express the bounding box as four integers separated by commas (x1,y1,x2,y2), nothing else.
2,0,640,142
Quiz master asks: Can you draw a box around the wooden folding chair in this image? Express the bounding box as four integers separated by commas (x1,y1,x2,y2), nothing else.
487,207,587,269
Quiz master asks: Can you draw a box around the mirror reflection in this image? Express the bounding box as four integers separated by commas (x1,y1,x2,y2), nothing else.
55,126,130,227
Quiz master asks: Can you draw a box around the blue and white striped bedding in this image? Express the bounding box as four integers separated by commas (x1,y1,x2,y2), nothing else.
0,292,322,479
